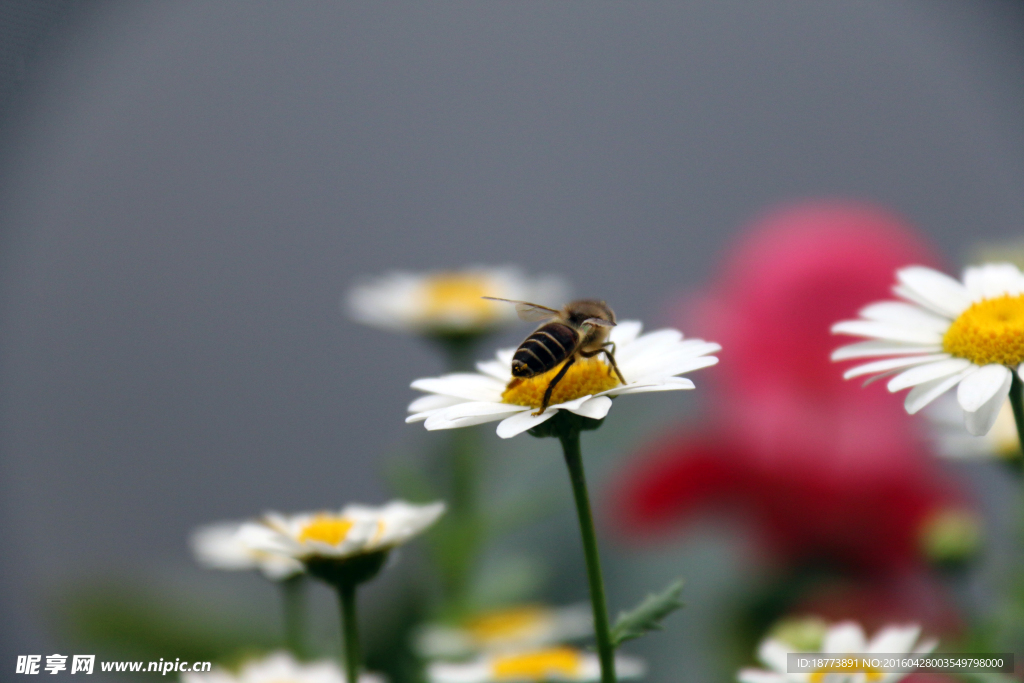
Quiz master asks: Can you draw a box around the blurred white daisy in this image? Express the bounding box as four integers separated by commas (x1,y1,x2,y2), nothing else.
190,521,303,581
181,651,384,683
925,395,1022,460
347,266,567,336
426,647,644,683
413,604,592,659
738,620,936,683
239,501,445,562
832,263,1024,435
407,321,720,438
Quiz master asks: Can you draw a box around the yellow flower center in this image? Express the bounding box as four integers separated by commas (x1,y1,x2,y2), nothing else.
421,274,496,321
809,663,882,683
943,295,1024,366
297,515,354,546
466,606,548,644
502,358,621,408
492,648,582,680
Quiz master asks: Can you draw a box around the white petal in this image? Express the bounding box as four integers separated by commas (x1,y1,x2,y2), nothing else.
621,342,719,378
605,377,696,396
495,347,516,366
842,354,949,380
614,329,683,364
408,394,464,414
862,366,914,387
567,396,613,420
962,367,1012,436
823,622,867,653
859,301,951,332
893,284,944,317
237,522,295,556
439,401,526,420
628,355,719,384
406,407,448,423
475,358,510,381
427,660,490,683
410,374,505,402
913,638,938,655
738,669,788,683
831,341,943,361
831,320,943,345
905,367,976,414
887,358,973,392
495,409,556,439
895,266,972,317
609,320,643,345
963,263,1024,300
867,625,920,654
424,404,524,430
548,395,593,411
757,639,792,673
957,364,1012,412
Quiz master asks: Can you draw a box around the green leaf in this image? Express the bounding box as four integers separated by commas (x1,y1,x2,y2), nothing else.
609,578,685,647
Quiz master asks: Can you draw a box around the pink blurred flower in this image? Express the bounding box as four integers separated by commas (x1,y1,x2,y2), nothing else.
614,202,972,576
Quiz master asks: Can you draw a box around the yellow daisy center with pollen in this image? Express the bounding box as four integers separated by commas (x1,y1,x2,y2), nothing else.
297,515,354,546
492,648,582,680
421,274,495,320
943,295,1024,366
502,357,621,408
466,605,548,644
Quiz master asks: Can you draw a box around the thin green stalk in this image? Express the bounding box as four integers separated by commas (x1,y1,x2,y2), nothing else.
337,582,361,683
558,428,616,683
281,575,307,659
448,426,480,606
439,335,484,614
1009,372,1024,458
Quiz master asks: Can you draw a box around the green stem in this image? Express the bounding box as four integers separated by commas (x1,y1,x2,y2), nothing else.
439,336,484,615
281,575,307,659
558,428,616,683
1009,372,1024,459
337,582,361,683
448,426,480,608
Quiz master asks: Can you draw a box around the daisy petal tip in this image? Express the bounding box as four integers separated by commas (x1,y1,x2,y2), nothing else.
830,321,851,335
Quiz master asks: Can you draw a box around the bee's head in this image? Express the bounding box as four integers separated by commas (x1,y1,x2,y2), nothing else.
565,299,616,327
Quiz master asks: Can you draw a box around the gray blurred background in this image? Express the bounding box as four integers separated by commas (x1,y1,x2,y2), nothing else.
1,1,1023,679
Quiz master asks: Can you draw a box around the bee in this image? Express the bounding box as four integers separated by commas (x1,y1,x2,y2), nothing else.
483,298,626,414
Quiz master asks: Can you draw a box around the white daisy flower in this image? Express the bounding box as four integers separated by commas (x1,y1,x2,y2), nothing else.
190,521,304,581
426,647,645,683
738,620,936,683
181,651,384,683
413,603,592,659
347,266,568,336
925,395,1022,460
406,321,720,438
832,263,1024,436
239,501,445,562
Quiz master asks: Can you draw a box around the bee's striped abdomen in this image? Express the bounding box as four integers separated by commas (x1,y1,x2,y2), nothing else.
511,323,577,377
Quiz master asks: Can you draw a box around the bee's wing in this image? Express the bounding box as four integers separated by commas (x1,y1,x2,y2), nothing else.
482,297,561,322
583,317,616,328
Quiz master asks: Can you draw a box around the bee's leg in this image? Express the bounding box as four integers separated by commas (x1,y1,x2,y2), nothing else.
601,344,625,384
536,355,576,416
580,344,625,383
